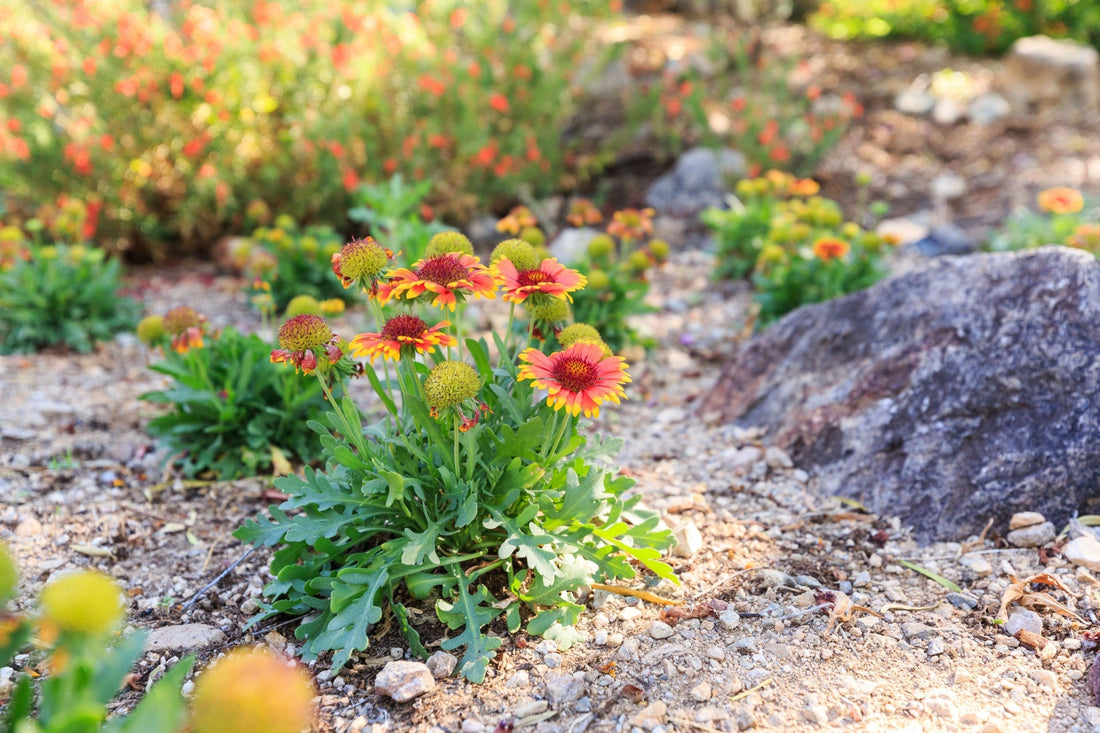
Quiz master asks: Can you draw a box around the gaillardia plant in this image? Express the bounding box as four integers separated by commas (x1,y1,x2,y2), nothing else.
237,236,676,683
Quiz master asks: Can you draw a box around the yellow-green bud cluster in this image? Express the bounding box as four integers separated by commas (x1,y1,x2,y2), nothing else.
519,227,546,247
490,239,540,271
136,315,166,345
277,315,333,353
284,295,322,318
40,570,124,635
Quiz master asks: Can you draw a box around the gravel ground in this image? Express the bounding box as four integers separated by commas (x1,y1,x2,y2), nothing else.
2,251,1100,733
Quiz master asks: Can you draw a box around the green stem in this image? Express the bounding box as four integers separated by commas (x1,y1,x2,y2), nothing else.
453,412,461,476
502,302,516,360
316,372,367,455
546,409,572,459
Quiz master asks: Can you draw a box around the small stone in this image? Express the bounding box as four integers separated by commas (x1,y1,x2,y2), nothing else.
13,516,42,538
895,88,935,116
619,606,643,622
632,701,668,728
690,681,712,702
575,697,592,713
461,720,485,733
240,597,259,615
1004,609,1043,637
144,624,226,652
932,97,966,125
1040,641,1058,661
1029,669,1058,690
1009,512,1046,530
1063,534,1100,571
426,651,457,679
725,446,763,471
389,647,404,660
505,670,531,689
671,520,704,558
868,553,883,568
1006,521,1055,548
795,575,822,588
759,569,796,588
733,637,757,654
803,704,830,725
705,645,725,660
514,699,549,718
946,592,980,610
968,92,1011,125
931,172,967,201
594,630,609,646
926,697,956,717
927,638,946,656
649,620,674,640
901,622,937,640
960,555,993,576
545,673,586,707
374,660,436,702
853,570,872,588
718,610,741,631
544,652,563,668
534,639,558,654
764,447,793,469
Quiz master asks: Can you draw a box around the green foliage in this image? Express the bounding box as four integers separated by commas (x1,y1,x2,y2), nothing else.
702,171,892,328
236,247,675,683
0,243,140,354
348,175,450,265
811,0,1100,55
140,326,332,478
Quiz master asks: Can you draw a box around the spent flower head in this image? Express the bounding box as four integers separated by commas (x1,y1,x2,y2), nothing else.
424,360,482,416
271,315,343,375
332,236,393,293
163,306,206,353
189,647,316,733
350,315,456,362
518,342,630,418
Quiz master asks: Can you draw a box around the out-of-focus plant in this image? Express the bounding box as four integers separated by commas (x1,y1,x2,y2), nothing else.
562,205,668,352
991,186,1100,256
138,306,354,478
0,543,316,733
619,26,862,176
0,239,140,354
235,217,348,314
811,0,1100,55
348,174,451,265
0,0,621,260
703,170,894,327
236,232,675,683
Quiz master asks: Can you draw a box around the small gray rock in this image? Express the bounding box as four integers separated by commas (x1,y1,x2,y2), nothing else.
946,592,980,610
895,88,935,116
671,520,704,558
1006,521,1056,548
853,570,872,588
1063,534,1100,571
426,651,457,679
143,624,226,652
1005,609,1043,637
913,224,976,257
927,638,946,656
374,661,436,702
514,699,549,718
733,637,757,654
968,91,1011,125
718,610,741,631
1009,511,1046,529
545,673,586,707
505,670,531,689
649,620,674,640
901,622,938,640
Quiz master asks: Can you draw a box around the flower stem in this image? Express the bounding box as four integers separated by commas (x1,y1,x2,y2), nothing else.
453,412,462,476
503,302,516,360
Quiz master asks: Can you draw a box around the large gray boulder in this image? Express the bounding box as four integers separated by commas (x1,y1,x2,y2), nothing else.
698,247,1100,542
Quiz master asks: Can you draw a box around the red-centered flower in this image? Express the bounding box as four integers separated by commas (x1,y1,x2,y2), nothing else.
1037,187,1084,215
518,342,630,418
377,252,496,311
349,315,456,362
163,306,206,353
495,257,586,304
331,236,392,294
812,237,850,262
270,315,342,375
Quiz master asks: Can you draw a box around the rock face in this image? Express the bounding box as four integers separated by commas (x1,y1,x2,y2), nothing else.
645,147,746,218
698,247,1100,542
1002,35,1100,124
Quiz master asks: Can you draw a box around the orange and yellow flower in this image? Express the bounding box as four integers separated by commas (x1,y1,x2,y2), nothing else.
606,207,656,241
270,315,343,375
349,315,456,362
811,237,850,262
566,198,603,227
1068,223,1100,253
495,257,586,304
1037,187,1084,215
496,205,538,235
518,342,630,418
377,252,497,311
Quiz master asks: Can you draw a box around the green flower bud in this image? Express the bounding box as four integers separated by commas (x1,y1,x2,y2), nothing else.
519,227,546,248
40,571,124,635
627,249,652,273
647,238,670,262
490,238,540,271
425,231,474,257
284,295,322,318
0,543,17,600
424,361,481,413
586,234,615,260
586,268,610,291
136,314,166,345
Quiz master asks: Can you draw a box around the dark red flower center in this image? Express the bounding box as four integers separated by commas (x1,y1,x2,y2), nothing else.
517,269,551,287
381,314,428,340
416,255,468,287
552,356,598,393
